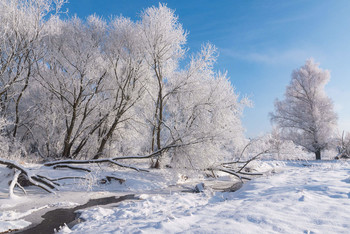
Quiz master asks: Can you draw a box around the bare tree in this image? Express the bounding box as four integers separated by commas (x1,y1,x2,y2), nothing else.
270,59,337,160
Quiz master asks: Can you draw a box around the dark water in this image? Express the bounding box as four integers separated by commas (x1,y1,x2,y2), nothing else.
17,194,137,234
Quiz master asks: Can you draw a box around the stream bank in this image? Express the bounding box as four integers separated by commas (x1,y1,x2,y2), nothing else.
16,194,137,234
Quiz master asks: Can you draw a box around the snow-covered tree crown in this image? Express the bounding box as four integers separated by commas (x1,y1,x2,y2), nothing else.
270,59,337,159
287,59,330,104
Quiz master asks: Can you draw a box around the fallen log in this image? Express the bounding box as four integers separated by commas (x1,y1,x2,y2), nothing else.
52,164,92,172
44,158,149,172
0,158,58,193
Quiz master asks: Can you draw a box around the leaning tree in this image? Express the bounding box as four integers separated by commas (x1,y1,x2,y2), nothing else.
270,59,337,160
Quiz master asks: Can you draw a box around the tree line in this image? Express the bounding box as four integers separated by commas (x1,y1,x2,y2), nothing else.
0,0,249,168
0,0,346,166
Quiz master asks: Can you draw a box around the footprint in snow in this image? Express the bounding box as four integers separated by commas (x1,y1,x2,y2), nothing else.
298,195,305,202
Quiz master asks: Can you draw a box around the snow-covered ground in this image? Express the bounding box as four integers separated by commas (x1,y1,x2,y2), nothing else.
62,161,350,234
1,160,350,233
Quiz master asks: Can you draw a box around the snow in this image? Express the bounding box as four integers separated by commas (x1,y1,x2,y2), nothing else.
0,206,47,232
0,219,31,232
61,161,350,233
0,193,82,233
1,160,350,233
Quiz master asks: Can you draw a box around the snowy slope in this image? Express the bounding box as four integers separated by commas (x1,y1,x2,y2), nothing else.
62,161,350,233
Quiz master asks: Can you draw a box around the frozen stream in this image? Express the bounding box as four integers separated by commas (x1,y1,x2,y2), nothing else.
17,194,136,234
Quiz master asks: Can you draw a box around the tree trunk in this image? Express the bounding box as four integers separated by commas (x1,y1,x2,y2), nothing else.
315,150,321,160
62,101,78,158
94,114,122,159
13,62,30,138
156,92,162,151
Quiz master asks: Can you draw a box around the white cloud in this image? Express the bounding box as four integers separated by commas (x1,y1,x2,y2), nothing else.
221,48,312,65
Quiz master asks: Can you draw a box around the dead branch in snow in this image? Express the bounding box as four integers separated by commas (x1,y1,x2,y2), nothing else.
0,158,58,193
45,158,149,172
43,145,183,171
236,150,269,173
44,151,162,167
50,176,87,181
0,158,127,196
52,164,92,172
44,143,208,172
9,169,24,197
215,168,251,182
221,150,269,170
238,171,263,176
208,150,269,184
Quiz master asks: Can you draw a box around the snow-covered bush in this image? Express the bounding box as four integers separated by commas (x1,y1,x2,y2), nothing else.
77,171,101,191
333,131,350,159
247,129,310,161
264,128,309,160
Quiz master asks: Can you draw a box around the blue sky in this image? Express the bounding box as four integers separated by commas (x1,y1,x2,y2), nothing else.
64,0,350,137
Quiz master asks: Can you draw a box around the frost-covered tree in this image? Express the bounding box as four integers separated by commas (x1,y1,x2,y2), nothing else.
136,5,249,168
93,16,150,159
139,4,187,155
0,1,249,166
0,0,65,139
165,44,249,168
270,59,337,160
35,15,108,158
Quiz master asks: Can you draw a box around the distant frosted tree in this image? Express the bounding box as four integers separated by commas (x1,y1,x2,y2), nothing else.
270,59,337,160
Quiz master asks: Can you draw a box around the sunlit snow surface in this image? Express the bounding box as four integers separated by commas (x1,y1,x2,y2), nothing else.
1,161,349,233
63,161,350,234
